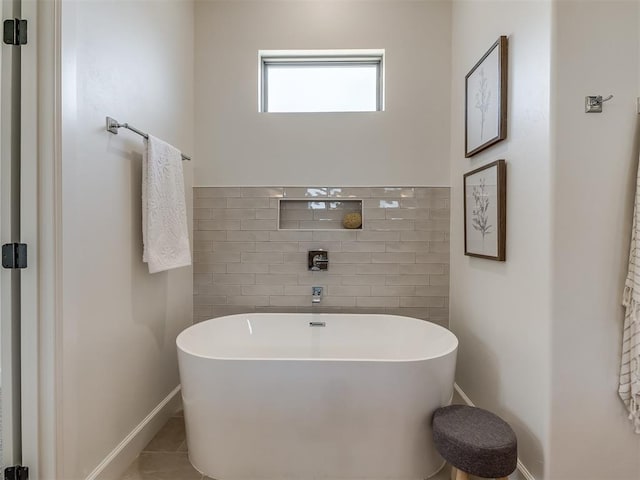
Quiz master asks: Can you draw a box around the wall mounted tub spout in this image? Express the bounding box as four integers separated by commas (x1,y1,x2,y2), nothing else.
312,286,323,304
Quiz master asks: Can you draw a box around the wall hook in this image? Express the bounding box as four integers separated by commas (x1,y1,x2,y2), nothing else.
585,94,614,113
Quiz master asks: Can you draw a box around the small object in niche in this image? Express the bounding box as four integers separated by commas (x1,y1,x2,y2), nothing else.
342,212,362,229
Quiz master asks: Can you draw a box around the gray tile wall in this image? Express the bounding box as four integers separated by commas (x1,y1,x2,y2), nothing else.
193,187,450,326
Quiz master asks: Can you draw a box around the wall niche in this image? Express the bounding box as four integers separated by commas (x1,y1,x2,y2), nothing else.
278,199,363,230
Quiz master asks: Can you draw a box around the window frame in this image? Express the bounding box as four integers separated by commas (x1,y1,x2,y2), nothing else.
258,49,385,113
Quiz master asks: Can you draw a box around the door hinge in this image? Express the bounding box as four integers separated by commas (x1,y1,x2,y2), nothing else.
3,19,27,46
2,243,27,269
4,466,28,480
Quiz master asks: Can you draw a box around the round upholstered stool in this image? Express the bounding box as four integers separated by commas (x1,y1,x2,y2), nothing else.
432,405,517,480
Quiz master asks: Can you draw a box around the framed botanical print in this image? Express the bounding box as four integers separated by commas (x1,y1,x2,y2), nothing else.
464,159,506,261
465,36,508,157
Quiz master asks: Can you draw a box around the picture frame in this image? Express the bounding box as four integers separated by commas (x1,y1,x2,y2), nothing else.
465,36,508,158
464,159,506,261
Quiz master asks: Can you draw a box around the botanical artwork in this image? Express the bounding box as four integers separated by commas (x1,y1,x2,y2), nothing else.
471,177,492,245
475,68,491,142
464,160,506,261
465,36,508,157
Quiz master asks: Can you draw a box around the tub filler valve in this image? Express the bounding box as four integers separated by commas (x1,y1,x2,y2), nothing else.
312,286,323,304
308,250,329,271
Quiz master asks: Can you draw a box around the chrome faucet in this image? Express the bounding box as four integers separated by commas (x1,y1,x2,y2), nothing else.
312,286,323,304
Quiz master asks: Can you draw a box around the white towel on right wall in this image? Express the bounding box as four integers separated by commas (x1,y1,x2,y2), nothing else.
620,157,640,434
142,134,192,274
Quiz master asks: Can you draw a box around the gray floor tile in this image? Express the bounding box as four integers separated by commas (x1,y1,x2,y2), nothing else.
429,465,451,480
142,417,186,453
120,452,201,480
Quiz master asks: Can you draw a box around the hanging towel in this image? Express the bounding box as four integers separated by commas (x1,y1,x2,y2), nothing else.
142,135,192,274
620,157,640,434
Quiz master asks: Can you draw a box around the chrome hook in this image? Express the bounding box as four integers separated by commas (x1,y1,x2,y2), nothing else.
585,94,614,113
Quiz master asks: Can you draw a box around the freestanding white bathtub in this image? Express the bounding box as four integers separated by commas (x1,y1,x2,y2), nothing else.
177,313,458,480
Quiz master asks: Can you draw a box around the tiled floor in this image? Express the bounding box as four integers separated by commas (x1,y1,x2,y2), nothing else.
120,407,453,480
120,410,207,480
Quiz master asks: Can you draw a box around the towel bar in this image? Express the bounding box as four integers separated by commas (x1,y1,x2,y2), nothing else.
106,116,191,161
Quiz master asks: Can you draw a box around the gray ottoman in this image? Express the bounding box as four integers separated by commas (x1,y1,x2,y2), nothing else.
432,405,517,480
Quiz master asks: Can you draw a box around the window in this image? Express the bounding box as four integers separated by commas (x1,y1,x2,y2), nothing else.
259,50,385,113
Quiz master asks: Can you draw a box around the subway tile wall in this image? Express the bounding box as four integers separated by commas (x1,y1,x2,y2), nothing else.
193,187,450,326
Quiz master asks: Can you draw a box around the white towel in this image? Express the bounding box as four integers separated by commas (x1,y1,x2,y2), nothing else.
142,135,191,274
620,157,640,433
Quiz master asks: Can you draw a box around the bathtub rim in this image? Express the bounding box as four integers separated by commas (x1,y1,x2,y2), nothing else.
177,313,458,363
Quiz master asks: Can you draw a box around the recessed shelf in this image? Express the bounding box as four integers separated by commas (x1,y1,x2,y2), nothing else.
278,199,363,230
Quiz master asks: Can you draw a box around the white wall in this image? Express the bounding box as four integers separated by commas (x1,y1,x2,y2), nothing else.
549,1,640,478
449,2,552,478
60,1,194,478
194,0,451,187
52,2,640,479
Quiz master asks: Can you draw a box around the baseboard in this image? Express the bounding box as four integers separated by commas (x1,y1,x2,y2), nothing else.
85,385,182,480
453,383,536,480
